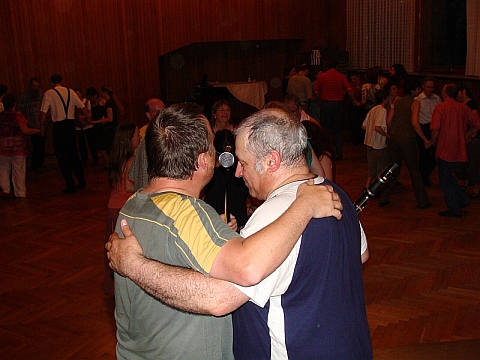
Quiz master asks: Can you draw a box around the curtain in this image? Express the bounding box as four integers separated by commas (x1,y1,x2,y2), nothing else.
346,0,416,72
466,0,480,76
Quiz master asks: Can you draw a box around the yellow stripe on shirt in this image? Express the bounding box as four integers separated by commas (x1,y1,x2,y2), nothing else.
151,192,229,273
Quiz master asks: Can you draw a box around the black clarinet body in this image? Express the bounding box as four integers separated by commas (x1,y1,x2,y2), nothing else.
354,163,398,213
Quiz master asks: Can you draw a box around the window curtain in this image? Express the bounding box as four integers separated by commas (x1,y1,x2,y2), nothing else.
346,0,416,72
466,0,480,76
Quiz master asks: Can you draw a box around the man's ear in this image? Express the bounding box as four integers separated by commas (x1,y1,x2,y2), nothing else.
198,151,215,172
198,152,208,171
265,150,281,172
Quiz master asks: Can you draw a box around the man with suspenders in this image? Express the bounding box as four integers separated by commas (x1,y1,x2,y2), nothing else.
40,74,89,194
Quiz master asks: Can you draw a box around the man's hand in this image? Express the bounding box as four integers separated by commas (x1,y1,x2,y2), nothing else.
296,180,343,220
424,139,433,149
106,219,144,277
220,213,238,232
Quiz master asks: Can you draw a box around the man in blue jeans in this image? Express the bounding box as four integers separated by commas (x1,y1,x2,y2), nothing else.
431,83,480,218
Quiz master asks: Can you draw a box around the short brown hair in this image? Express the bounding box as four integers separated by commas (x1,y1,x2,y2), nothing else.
146,103,211,180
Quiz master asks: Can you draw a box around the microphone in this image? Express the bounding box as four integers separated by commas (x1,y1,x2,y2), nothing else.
218,146,235,223
218,151,235,168
354,163,398,213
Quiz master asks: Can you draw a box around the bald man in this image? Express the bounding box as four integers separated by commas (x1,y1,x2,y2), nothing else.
141,98,165,137
129,98,165,190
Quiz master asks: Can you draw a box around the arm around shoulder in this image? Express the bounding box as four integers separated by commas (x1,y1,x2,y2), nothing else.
210,181,343,286
106,219,248,316
125,255,248,316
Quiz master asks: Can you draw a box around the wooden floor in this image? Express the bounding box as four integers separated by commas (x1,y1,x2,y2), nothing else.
1,139,480,359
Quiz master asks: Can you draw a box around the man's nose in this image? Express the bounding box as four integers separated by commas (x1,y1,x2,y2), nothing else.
235,162,242,178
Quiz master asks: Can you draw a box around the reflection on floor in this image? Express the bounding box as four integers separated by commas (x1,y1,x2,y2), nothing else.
374,339,480,360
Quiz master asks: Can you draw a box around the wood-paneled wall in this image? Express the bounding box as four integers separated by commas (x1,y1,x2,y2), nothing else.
0,0,346,125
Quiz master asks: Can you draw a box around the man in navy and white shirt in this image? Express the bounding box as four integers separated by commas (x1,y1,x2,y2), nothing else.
230,109,371,359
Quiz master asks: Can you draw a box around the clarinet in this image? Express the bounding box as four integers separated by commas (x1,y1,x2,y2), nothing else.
354,163,398,213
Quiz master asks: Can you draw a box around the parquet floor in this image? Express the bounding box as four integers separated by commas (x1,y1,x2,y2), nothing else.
1,140,479,359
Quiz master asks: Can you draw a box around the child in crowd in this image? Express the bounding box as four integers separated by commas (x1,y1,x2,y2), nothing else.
103,123,141,295
362,89,390,189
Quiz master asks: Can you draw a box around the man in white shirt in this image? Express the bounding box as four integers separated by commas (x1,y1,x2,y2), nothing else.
412,77,442,187
286,64,314,111
40,74,89,193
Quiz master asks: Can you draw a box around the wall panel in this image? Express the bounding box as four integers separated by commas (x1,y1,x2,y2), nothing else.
0,0,346,125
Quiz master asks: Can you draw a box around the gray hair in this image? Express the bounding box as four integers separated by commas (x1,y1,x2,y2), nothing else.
234,108,308,173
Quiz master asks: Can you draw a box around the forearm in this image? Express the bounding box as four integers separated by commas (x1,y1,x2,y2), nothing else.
374,126,389,138
20,123,40,135
211,197,318,286
92,116,109,124
18,115,40,135
24,128,41,135
412,123,427,142
467,126,480,139
81,106,90,118
126,255,246,316
411,106,428,142
93,110,112,124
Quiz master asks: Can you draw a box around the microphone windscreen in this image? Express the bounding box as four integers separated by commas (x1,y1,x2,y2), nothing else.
218,152,235,168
